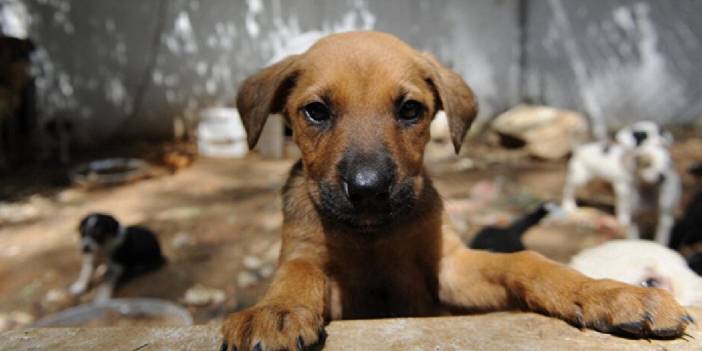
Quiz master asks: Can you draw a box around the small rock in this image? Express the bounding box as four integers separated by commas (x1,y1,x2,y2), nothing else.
259,264,275,278
12,311,34,325
183,284,226,306
55,189,84,203
262,241,281,262
237,271,259,289
41,288,72,312
242,255,263,270
491,105,589,159
171,232,193,249
0,311,35,330
155,207,202,221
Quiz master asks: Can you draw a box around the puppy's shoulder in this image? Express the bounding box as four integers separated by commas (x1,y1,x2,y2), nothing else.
281,160,314,220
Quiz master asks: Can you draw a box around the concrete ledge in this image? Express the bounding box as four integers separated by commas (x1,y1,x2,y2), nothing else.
2,310,701,351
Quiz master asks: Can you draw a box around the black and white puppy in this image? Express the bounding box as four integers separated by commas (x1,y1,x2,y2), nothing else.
615,120,673,148
562,121,680,244
69,213,166,302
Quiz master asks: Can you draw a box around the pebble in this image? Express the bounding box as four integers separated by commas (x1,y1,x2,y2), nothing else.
183,284,226,306
237,271,259,289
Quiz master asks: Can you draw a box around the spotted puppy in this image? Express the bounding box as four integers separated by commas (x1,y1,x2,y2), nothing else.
69,213,166,302
616,120,673,148
562,127,680,244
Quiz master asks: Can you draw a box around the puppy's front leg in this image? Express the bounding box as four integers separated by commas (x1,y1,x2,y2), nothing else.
221,259,327,351
439,247,692,338
94,262,123,303
69,253,95,296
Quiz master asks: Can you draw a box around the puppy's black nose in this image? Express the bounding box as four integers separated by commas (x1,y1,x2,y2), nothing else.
633,130,648,146
343,167,392,208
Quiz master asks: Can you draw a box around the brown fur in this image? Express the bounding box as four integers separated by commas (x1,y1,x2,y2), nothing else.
221,32,690,351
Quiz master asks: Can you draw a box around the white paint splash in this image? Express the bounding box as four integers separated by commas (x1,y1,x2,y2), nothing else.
245,0,263,38
0,0,30,38
164,11,198,54
587,3,685,126
547,0,606,139
263,1,376,64
105,77,127,107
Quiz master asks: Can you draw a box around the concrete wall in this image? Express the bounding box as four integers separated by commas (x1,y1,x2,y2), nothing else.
6,0,702,144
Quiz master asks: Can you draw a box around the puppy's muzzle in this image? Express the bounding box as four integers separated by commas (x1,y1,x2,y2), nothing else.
342,166,393,211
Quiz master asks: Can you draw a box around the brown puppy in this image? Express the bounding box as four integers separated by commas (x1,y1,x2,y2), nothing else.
221,32,691,351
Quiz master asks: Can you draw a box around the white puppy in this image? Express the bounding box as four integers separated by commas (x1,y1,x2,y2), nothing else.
562,141,638,232
570,240,702,307
562,122,680,244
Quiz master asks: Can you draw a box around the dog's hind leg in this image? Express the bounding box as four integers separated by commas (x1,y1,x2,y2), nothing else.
438,234,691,338
655,174,681,245
613,180,638,238
562,160,589,213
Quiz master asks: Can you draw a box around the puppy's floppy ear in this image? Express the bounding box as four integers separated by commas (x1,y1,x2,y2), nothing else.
421,52,478,154
236,55,301,149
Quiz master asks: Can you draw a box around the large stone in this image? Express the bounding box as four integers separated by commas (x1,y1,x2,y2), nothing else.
2,309,701,350
491,105,589,159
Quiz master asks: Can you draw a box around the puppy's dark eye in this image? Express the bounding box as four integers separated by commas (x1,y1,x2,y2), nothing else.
302,102,331,124
641,277,660,288
397,100,424,122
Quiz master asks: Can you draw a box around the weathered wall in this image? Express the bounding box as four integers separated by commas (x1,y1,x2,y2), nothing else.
5,0,702,144
524,0,702,138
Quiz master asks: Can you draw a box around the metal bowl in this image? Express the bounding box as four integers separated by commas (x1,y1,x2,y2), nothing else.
31,298,193,328
69,158,151,187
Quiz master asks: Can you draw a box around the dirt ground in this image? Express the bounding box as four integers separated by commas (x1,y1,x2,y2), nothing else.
1,135,701,330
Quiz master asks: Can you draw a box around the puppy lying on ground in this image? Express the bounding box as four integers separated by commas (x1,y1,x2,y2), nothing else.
571,240,702,308
69,213,166,302
221,32,691,351
469,202,557,253
562,125,680,244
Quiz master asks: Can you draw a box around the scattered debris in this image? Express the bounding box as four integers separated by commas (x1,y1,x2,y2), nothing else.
0,311,34,331
155,206,202,221
0,194,52,224
41,288,73,313
237,271,260,289
491,105,589,160
171,232,193,249
163,150,195,173
242,255,263,270
182,284,226,306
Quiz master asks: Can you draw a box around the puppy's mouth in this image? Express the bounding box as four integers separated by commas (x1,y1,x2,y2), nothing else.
314,178,417,232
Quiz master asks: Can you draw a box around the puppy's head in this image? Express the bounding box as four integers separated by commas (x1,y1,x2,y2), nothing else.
78,213,120,253
616,121,673,148
237,32,477,231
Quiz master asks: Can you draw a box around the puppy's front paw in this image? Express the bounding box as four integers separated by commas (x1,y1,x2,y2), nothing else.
68,282,87,296
570,279,692,338
220,304,326,351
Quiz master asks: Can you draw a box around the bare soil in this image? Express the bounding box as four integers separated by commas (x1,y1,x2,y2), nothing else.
0,136,700,330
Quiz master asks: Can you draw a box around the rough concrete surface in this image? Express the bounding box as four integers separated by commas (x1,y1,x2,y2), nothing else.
2,309,701,351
